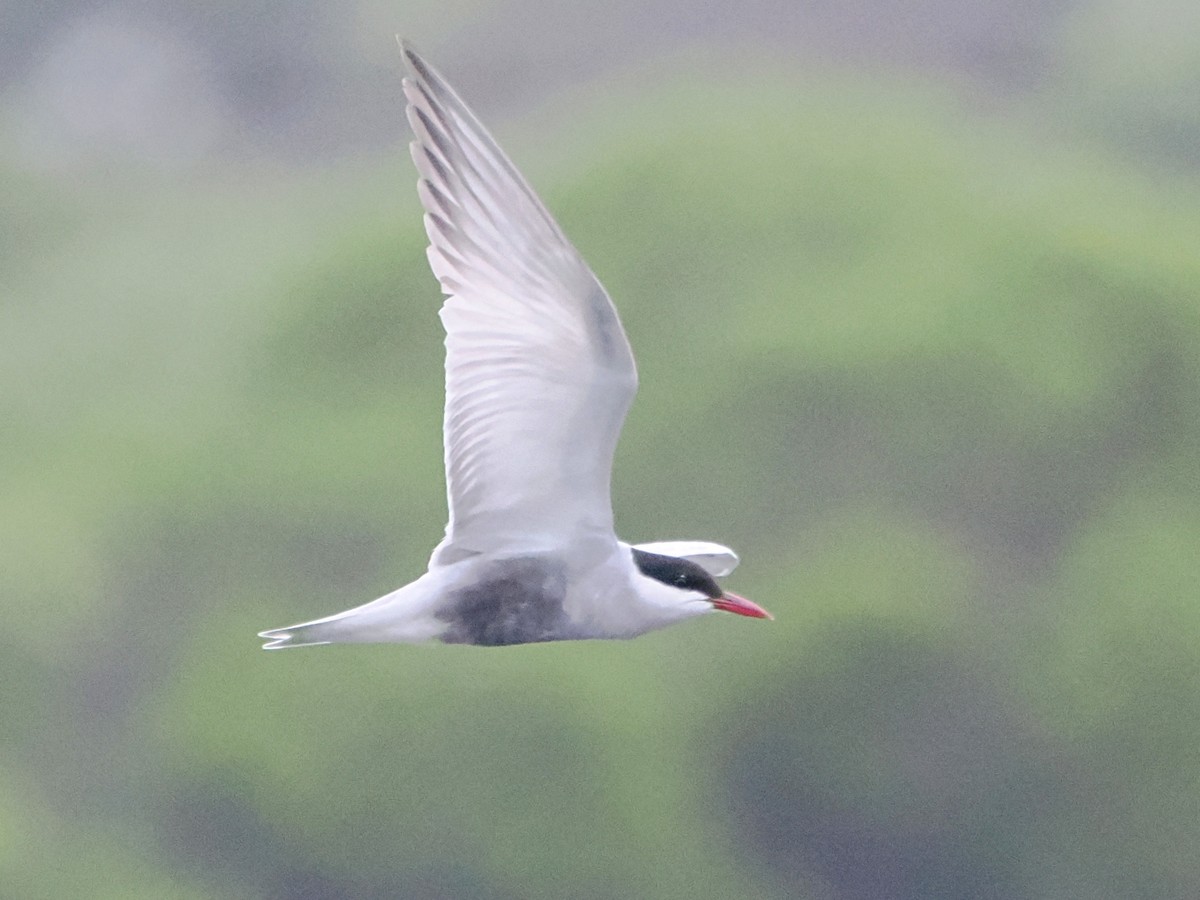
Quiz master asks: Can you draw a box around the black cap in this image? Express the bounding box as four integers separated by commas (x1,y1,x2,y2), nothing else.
630,548,723,599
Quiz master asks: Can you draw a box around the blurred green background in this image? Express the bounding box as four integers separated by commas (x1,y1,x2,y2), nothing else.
4,2,1200,898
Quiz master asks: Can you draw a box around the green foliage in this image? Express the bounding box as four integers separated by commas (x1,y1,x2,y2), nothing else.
5,54,1200,899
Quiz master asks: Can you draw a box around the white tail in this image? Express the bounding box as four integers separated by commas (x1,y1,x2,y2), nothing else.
257,572,449,649
257,622,336,650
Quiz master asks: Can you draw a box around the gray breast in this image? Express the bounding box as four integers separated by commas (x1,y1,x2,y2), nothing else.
437,556,570,646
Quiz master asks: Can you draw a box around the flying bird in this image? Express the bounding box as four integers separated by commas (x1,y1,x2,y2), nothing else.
258,41,771,649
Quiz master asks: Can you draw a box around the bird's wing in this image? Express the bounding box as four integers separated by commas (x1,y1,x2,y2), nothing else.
400,42,638,565
631,541,740,577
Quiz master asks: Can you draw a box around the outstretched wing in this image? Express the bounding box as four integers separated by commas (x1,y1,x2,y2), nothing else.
400,42,638,565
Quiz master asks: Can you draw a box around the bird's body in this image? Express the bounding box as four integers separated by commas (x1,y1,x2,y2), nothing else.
260,541,736,649
258,42,770,650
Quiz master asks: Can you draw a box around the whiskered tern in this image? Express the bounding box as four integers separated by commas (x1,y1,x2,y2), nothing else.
258,42,771,649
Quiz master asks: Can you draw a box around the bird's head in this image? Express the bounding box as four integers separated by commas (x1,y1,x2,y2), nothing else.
630,548,772,621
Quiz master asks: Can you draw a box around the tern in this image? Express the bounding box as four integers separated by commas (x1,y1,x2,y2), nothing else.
258,41,771,649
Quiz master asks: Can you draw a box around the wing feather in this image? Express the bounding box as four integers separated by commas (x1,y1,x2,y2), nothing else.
399,41,638,565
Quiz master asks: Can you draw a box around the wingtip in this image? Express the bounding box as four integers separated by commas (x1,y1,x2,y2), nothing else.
396,37,428,79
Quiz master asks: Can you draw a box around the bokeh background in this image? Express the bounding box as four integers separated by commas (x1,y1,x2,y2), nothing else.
5,2,1200,898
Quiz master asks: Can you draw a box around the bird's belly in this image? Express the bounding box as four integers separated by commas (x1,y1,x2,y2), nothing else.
436,555,573,646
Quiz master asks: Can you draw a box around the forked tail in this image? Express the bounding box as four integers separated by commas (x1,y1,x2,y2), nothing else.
257,575,447,649
257,621,337,650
